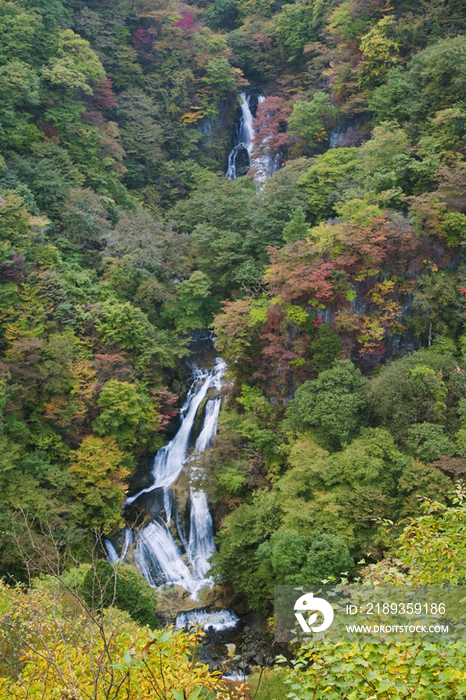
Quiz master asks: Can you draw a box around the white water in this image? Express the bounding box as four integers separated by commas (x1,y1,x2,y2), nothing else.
175,609,240,632
187,397,221,578
223,671,249,682
105,528,133,564
134,520,195,591
105,360,226,600
105,540,119,564
226,92,277,181
226,92,254,180
126,361,225,504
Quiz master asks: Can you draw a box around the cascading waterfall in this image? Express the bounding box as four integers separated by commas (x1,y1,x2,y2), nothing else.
105,528,133,565
226,92,254,180
187,397,222,579
226,92,277,181
104,540,119,565
105,359,227,603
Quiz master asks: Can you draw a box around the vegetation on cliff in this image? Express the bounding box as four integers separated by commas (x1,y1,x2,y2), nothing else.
2,0,466,694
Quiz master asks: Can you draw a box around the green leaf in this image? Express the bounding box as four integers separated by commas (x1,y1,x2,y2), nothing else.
187,690,202,700
377,679,391,691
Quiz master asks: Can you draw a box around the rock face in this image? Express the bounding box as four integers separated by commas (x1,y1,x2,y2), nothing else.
233,145,250,177
197,98,239,167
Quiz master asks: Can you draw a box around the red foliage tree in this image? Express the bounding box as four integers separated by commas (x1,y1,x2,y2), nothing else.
171,12,195,33
250,96,293,177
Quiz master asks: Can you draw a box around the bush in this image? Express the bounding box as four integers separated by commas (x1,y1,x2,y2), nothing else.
81,559,159,628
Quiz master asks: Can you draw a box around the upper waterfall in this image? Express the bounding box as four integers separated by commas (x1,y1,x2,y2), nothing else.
226,92,254,180
226,92,277,181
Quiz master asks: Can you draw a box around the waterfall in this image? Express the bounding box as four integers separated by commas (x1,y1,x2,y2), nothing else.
105,359,226,600
125,361,225,504
105,540,119,564
175,608,240,632
104,528,133,564
226,92,254,180
187,397,222,578
226,92,278,181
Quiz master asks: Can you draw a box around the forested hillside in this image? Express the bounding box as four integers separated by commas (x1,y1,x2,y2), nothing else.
1,0,466,689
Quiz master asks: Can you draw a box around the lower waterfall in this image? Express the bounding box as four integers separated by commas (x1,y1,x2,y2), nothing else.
104,359,227,603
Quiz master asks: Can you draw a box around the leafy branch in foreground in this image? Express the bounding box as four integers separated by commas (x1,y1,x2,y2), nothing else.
0,517,229,699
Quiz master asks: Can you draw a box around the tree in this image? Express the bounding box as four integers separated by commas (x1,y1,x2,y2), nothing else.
282,206,309,243
116,90,164,183
202,58,237,97
0,532,226,699
280,633,466,699
369,66,428,123
358,17,399,84
81,559,159,629
287,360,368,449
162,270,211,332
257,529,354,587
309,323,342,373
210,489,282,610
408,35,466,111
0,1,44,67
288,93,337,148
404,423,455,463
367,349,459,440
206,0,239,31
69,435,132,532
92,380,159,447
251,96,292,177
397,483,466,585
95,301,154,351
42,29,105,96
298,148,359,224
357,122,416,195
276,0,333,59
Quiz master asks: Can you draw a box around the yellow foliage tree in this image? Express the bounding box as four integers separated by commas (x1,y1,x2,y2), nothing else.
0,579,229,699
69,436,133,532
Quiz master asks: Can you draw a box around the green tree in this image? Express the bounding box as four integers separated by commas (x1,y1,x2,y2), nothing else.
287,360,368,449
202,58,237,97
206,0,239,31
210,489,282,610
404,423,455,463
95,301,153,351
281,634,466,699
92,380,158,447
359,16,399,84
298,148,359,224
309,323,342,373
397,483,466,584
288,93,337,148
367,349,459,440
42,29,105,96
408,35,466,111
81,560,159,628
257,529,354,586
276,0,333,59
357,122,418,195
282,206,309,243
162,271,211,332
369,66,428,122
